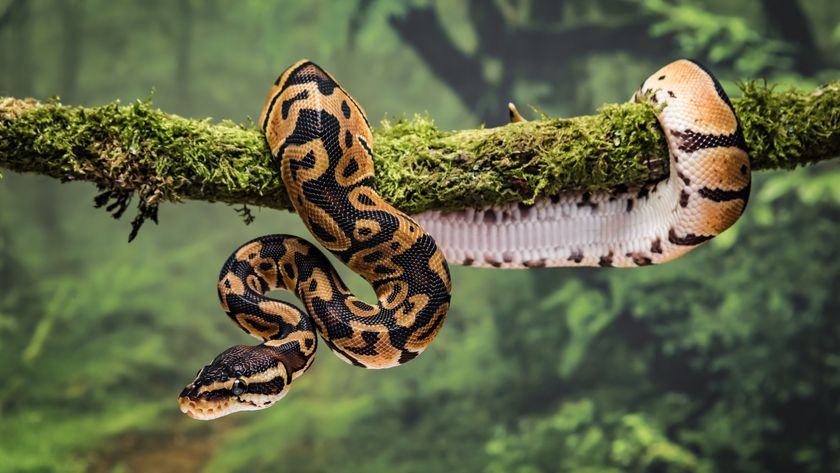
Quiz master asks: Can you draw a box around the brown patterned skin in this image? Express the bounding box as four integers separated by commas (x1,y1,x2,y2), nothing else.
179,61,452,420
637,60,749,240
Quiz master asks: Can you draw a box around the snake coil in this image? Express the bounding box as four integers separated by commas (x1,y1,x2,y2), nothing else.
179,61,452,420
179,59,749,419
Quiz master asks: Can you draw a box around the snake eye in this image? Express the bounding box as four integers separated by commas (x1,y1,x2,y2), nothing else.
232,379,247,396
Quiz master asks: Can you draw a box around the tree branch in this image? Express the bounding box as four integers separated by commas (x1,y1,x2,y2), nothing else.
389,7,489,116
1,81,838,236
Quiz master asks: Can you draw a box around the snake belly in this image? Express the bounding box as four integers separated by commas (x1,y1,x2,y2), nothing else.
413,60,750,268
179,60,452,420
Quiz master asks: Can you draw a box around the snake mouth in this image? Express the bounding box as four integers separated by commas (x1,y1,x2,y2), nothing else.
178,395,283,420
178,382,287,420
178,383,240,420
178,386,223,420
178,396,235,421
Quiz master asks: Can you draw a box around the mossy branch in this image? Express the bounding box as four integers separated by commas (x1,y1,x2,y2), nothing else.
1,81,838,237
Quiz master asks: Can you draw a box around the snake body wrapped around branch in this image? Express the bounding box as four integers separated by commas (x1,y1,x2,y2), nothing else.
416,60,749,268
179,59,748,420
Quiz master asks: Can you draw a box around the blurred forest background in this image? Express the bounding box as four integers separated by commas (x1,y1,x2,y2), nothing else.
1,0,839,472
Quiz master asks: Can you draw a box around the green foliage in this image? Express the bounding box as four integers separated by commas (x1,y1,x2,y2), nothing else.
643,0,790,75
1,1,839,472
486,400,709,473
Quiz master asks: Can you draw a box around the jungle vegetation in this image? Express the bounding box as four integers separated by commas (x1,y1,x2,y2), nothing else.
0,1,839,472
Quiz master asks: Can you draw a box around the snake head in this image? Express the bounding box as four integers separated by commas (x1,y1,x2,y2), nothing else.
179,344,303,420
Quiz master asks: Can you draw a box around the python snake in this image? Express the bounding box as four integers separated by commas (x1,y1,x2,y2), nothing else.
179,59,748,419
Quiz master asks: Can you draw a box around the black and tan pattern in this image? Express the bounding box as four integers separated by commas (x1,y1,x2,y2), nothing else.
180,61,452,420
179,59,750,419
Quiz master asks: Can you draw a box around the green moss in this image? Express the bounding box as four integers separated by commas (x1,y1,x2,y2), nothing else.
372,102,667,213
1,81,838,235
735,81,840,170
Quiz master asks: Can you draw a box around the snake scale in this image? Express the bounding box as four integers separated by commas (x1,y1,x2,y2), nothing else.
179,59,749,419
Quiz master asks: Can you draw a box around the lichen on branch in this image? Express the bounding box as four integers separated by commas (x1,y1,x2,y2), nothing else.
1,81,838,238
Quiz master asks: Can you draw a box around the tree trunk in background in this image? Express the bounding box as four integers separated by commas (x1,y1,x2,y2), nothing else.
761,0,823,75
390,0,677,125
389,6,492,121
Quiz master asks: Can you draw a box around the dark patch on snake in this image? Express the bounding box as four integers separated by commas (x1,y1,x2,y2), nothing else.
698,186,750,203
342,158,359,178
282,90,309,119
668,229,713,246
650,238,663,254
670,129,747,153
